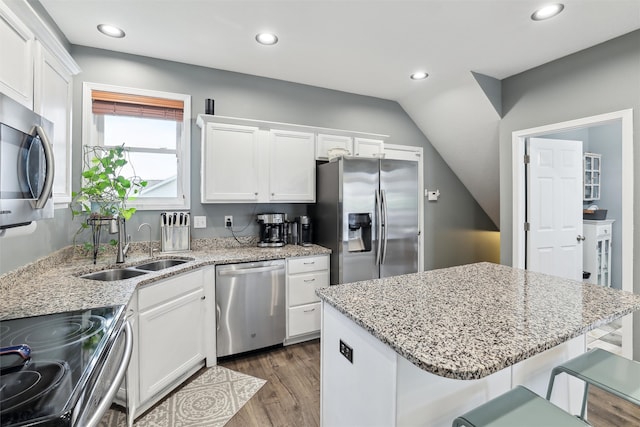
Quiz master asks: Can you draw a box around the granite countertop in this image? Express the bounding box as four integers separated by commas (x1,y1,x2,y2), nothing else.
0,238,330,321
316,262,640,380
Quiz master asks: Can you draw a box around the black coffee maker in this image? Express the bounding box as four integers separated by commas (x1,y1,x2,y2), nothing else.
297,215,312,246
256,213,286,247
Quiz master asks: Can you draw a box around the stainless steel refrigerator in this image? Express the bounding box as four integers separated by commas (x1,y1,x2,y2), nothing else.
313,157,419,285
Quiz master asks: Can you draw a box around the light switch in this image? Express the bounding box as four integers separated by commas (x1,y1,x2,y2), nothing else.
193,216,207,228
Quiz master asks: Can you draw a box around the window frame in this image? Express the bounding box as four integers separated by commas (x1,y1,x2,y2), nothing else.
82,82,191,211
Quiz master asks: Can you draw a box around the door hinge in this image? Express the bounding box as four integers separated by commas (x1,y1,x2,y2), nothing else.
524,222,530,231
524,154,530,164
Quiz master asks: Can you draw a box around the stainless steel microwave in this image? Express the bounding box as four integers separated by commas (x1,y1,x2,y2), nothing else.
0,93,55,230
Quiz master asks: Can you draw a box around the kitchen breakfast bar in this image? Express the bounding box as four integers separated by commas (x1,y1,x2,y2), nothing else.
316,262,640,427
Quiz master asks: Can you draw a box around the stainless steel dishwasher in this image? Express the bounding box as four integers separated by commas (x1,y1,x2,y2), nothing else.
215,259,286,357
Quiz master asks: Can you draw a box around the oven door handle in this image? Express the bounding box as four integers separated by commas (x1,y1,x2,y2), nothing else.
32,125,55,209
85,320,133,427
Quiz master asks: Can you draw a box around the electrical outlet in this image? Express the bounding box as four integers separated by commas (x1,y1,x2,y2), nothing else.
224,215,233,229
193,216,206,229
339,339,353,363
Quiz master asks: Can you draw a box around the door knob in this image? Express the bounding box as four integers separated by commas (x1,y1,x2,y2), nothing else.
577,235,586,241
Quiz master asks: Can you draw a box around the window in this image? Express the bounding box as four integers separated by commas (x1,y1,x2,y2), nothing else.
82,82,191,210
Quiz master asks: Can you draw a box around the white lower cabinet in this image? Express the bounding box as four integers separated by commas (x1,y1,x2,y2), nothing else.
286,255,329,344
124,267,212,422
583,219,614,287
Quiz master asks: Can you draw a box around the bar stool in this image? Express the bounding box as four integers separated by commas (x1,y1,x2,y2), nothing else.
546,348,640,421
452,385,589,427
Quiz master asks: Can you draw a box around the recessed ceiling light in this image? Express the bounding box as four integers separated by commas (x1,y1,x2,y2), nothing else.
410,72,429,80
97,24,125,38
531,4,565,21
255,33,278,45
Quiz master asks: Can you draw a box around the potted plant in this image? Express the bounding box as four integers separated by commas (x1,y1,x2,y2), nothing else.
71,144,147,253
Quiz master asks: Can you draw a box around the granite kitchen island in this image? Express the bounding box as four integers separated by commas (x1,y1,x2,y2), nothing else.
316,262,640,427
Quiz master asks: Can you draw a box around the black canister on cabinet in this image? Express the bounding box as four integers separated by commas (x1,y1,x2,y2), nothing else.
205,98,215,115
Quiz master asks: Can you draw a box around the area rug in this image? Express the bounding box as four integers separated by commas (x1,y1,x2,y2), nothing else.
99,366,266,426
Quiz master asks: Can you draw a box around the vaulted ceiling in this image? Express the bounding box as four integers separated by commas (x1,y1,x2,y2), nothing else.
36,0,640,227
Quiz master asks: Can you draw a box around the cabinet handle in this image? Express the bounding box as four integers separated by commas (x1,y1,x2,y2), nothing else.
303,261,315,265
201,296,206,300
254,192,258,196
304,278,316,283
303,308,316,313
577,235,586,242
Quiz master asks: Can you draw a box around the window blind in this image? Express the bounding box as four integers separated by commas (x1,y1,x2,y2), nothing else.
92,90,184,121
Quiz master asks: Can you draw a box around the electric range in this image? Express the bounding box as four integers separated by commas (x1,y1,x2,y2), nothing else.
0,305,131,427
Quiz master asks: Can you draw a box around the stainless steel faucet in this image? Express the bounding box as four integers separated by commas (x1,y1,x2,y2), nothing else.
111,217,130,263
138,222,153,258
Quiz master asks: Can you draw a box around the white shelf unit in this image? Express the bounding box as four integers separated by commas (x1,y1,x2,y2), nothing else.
583,219,614,287
583,152,601,201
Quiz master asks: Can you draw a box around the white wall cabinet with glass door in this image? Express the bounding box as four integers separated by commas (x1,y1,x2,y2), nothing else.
583,219,614,287
583,152,601,201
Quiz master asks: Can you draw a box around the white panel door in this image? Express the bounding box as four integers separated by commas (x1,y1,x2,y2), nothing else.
527,138,583,281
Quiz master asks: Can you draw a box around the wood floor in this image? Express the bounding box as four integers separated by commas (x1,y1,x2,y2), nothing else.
219,339,320,427
221,339,640,426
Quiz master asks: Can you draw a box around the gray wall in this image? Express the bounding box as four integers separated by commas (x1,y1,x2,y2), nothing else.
500,30,640,357
0,45,497,274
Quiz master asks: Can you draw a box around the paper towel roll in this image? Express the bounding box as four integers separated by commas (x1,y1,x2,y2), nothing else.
0,221,37,238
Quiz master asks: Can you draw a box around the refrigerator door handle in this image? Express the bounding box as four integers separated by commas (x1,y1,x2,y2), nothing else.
381,189,389,264
375,189,382,265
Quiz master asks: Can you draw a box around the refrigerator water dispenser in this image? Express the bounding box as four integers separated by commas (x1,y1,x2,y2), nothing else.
348,213,372,252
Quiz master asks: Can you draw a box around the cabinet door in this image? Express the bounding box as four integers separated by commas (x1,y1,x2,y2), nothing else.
316,134,353,160
269,129,315,202
34,43,73,204
202,123,260,202
138,285,206,403
0,5,34,108
354,137,384,158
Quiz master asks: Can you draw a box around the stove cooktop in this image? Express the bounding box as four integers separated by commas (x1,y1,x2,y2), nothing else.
0,306,125,426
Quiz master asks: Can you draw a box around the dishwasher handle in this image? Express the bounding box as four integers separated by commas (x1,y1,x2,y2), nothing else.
217,264,284,276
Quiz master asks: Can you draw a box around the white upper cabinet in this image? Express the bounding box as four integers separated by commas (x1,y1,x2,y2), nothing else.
197,115,388,204
316,134,353,160
0,4,34,108
354,137,384,158
34,43,73,204
269,129,315,202
201,122,261,203
1,2,80,206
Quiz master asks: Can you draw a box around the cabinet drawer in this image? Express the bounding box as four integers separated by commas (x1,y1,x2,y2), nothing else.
288,255,328,274
138,269,204,310
288,302,321,337
594,224,611,238
289,271,328,306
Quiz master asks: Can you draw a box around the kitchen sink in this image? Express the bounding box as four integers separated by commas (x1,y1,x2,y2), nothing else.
81,268,148,281
133,258,192,271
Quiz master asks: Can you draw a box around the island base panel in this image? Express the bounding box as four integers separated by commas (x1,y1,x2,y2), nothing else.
321,302,587,427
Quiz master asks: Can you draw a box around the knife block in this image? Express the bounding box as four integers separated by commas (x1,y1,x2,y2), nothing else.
160,212,191,252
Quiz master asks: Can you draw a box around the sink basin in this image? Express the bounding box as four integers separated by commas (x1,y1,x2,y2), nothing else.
81,268,148,281
134,258,191,271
